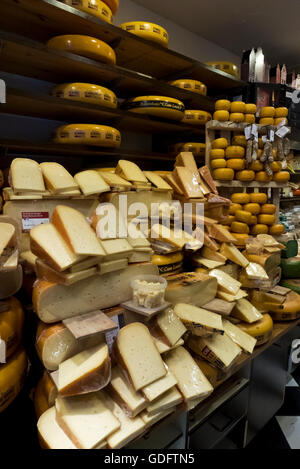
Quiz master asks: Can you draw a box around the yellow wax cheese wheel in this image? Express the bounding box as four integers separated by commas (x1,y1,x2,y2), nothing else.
236,170,255,181
231,221,250,234
226,159,245,170
258,138,264,149
47,35,116,65
152,252,183,275
212,138,228,149
272,149,278,160
243,203,261,215
102,0,119,14
0,298,24,359
169,79,207,96
120,22,169,47
249,161,263,172
235,210,252,224
269,224,285,235
210,148,225,159
230,101,246,113
211,159,227,169
0,348,28,413
126,96,185,120
230,113,244,122
257,214,275,225
213,110,229,121
249,215,258,225
195,267,208,274
213,168,234,181
173,142,206,156
255,171,272,182
249,193,268,204
275,107,288,118
274,117,288,126
52,83,118,108
244,114,256,124
238,314,273,346
223,215,235,225
260,106,275,118
182,110,212,125
251,224,269,235
62,0,113,22
54,124,121,147
232,135,247,147
215,99,231,111
273,171,290,183
231,193,250,204
260,204,276,214
222,225,231,231
259,118,274,125
231,233,249,246
206,61,239,78
229,203,242,215
245,103,257,114
257,149,263,160
225,146,245,158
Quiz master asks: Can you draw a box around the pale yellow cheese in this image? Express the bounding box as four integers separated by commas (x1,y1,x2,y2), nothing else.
101,238,133,261
193,257,225,269
98,258,128,275
220,243,249,268
0,223,15,256
209,269,242,295
146,387,182,415
109,367,147,418
140,407,175,428
141,370,177,402
37,407,77,449
143,171,172,191
151,308,187,346
11,158,46,193
222,319,257,354
98,172,132,190
232,298,263,323
116,160,148,183
217,289,248,302
174,303,223,335
245,263,269,280
152,336,184,354
74,170,110,196
40,163,78,193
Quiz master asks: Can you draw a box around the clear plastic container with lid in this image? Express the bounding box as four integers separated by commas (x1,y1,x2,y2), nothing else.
131,275,167,309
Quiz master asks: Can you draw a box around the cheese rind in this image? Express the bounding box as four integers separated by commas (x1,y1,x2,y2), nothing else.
116,160,148,183
174,303,224,335
222,319,256,354
141,370,177,402
36,259,97,285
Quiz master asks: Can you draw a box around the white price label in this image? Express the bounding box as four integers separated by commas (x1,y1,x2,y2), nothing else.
105,314,125,353
269,130,275,142
276,125,290,138
21,212,50,233
262,135,268,143
244,125,252,140
251,124,258,141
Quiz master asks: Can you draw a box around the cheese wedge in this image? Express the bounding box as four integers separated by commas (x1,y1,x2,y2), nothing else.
11,158,46,193
207,225,236,243
52,205,105,257
222,319,257,354
140,407,175,428
36,259,97,285
40,162,78,193
109,367,147,418
129,250,152,263
201,246,227,263
57,343,110,397
165,174,184,194
98,258,128,275
165,272,218,307
37,407,77,449
220,243,249,268
150,308,187,346
143,172,172,191
0,223,15,256
193,257,225,269
141,370,177,402
74,170,110,196
175,152,200,183
69,256,103,273
217,289,248,302
174,303,224,335
113,323,166,391
209,269,241,295
101,239,133,260
232,298,263,323
245,262,269,280
30,223,79,272
202,298,235,316
151,224,194,249
152,336,184,354
20,250,38,271
116,160,148,183
55,393,120,449
146,387,182,415
0,248,18,271
164,346,213,401
173,166,203,199
98,171,132,190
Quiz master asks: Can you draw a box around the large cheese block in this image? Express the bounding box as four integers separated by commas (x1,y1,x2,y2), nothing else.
57,343,110,396
37,407,77,450
237,314,273,346
11,158,46,193
149,308,186,346
222,319,256,354
232,298,263,323
165,272,218,307
33,262,159,323
109,367,147,418
113,323,166,391
164,346,213,401
55,393,120,449
0,347,28,413
141,370,177,402
174,303,223,335
0,297,24,359
36,259,98,285
146,387,182,415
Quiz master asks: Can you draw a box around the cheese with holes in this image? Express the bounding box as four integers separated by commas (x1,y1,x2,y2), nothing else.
11,158,46,193
220,243,249,268
109,367,147,418
38,407,77,450
222,319,256,354
165,272,218,307
150,308,186,346
142,370,177,402
209,269,241,295
146,387,182,415
174,303,223,335
74,170,109,196
232,298,263,323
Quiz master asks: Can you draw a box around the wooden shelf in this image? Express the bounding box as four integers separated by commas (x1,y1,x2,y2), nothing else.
214,180,287,188
0,0,246,92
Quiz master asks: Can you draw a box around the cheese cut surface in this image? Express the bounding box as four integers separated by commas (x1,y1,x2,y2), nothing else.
36,259,97,285
232,298,263,323
220,243,249,268
173,166,203,199
146,386,182,415
113,323,166,391
150,308,187,346
40,162,78,193
109,367,147,418
174,303,224,335
188,333,241,370
217,289,248,302
141,370,177,402
99,171,132,189
116,160,148,183
152,336,184,354
193,257,225,269
58,343,110,396
141,407,175,427
37,407,77,450
245,263,269,280
74,170,110,196
165,272,218,307
55,393,120,449
201,246,227,263
209,269,241,295
30,223,79,272
143,171,172,191
0,223,15,256
101,239,133,260
11,158,46,193
151,224,194,249
164,346,213,401
98,258,128,275
222,319,256,354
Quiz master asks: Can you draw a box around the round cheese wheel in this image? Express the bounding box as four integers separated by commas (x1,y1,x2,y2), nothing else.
226,159,245,170
260,204,276,214
182,109,212,125
52,83,118,108
212,138,228,149
125,96,185,120
245,103,257,114
244,114,255,124
223,215,236,225
272,149,278,160
0,297,24,359
275,107,288,118
231,193,250,204
231,233,249,246
270,161,282,172
260,106,275,118
152,252,183,275
273,171,290,183
205,61,239,78
231,221,249,234
215,99,231,111
232,135,247,147
0,347,28,413
236,170,255,181
238,314,273,346
47,35,116,65
255,171,272,182
225,146,245,159
213,168,234,181
259,117,274,125
62,0,113,22
173,142,206,156
249,215,258,225
258,138,264,149
211,159,227,169
120,22,169,47
169,79,207,95
230,112,244,122
243,203,261,215
230,101,246,113
249,193,268,204
235,210,252,224
251,224,268,235
269,224,285,235
249,161,263,172
210,148,225,159
195,267,208,274
54,124,121,147
213,110,229,121
274,117,288,126
229,203,242,215
267,292,300,320
257,149,263,159
34,372,58,418
34,379,51,419
257,214,275,225
102,0,119,14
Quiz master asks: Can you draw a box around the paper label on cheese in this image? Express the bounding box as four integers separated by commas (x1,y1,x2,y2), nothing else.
0,339,6,363
105,314,125,353
21,211,50,232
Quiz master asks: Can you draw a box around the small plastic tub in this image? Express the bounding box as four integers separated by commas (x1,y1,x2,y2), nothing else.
131,275,167,309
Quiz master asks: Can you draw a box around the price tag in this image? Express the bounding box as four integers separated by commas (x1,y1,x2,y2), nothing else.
251,124,258,141
105,314,125,353
262,135,268,143
276,126,290,138
21,212,50,233
244,125,252,140
0,339,6,363
269,129,275,142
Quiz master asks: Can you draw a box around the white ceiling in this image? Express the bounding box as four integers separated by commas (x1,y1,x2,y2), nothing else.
132,0,300,70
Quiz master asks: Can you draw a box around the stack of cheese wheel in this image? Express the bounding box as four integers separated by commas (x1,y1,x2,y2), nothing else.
259,106,289,126
182,110,212,125
124,96,185,120
120,22,169,47
210,137,234,181
169,79,207,96
61,0,115,23
213,100,257,124
210,137,255,181
274,107,289,126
